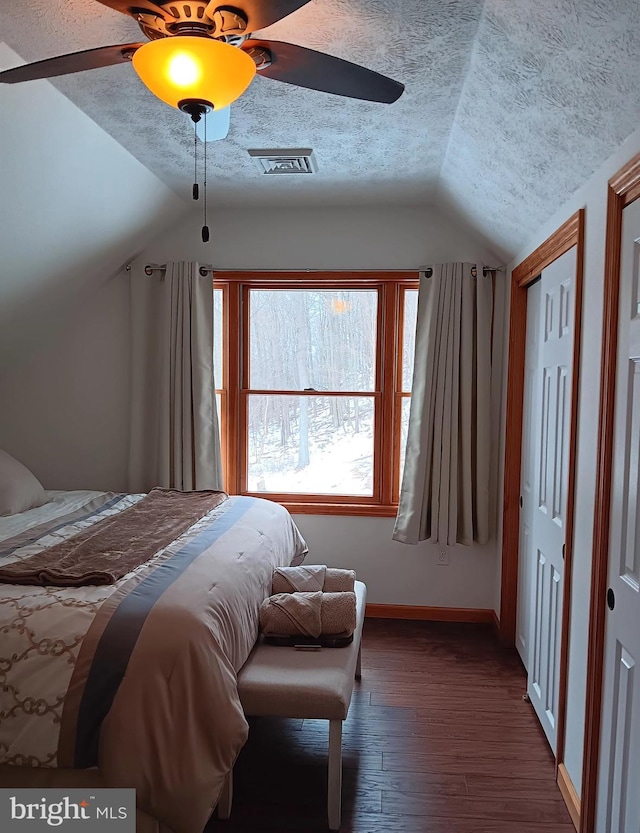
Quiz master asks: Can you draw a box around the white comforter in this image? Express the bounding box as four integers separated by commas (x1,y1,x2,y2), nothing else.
0,490,307,832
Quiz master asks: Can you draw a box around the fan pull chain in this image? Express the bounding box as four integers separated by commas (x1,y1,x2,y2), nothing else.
192,122,199,201
202,115,210,243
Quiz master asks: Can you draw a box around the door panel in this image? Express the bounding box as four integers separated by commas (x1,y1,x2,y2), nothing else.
621,361,640,587
597,197,640,832
605,643,635,832
545,564,561,720
531,547,546,695
526,247,576,752
517,279,541,668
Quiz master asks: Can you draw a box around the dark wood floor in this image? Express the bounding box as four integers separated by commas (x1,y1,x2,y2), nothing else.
207,619,574,832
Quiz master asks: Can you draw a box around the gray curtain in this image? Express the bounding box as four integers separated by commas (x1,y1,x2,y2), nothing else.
129,261,222,492
393,263,493,546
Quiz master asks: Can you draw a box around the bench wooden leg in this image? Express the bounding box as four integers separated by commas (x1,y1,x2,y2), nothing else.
217,769,233,820
328,720,342,830
355,641,362,680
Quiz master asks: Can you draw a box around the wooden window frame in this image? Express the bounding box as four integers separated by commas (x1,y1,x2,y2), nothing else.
214,271,418,515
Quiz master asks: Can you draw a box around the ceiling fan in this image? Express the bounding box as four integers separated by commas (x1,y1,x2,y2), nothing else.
0,0,405,139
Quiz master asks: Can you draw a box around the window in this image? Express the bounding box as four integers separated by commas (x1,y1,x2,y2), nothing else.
214,273,419,515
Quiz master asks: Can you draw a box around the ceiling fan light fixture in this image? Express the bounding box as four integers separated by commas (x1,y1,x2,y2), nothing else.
132,36,255,111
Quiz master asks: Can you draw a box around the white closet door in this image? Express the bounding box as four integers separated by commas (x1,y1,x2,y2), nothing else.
596,197,640,833
517,279,542,670
526,247,576,753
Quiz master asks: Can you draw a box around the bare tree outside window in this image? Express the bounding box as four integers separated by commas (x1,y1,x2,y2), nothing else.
399,289,418,487
248,289,377,496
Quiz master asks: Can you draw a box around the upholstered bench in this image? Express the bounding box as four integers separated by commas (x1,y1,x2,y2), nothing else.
218,580,366,830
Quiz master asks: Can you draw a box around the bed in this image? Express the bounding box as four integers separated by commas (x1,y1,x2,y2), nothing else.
0,485,307,833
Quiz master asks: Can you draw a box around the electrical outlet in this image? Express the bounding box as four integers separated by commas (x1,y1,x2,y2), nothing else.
436,548,449,566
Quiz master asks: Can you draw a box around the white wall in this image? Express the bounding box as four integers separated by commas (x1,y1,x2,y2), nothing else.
0,278,132,492
135,202,501,270
0,44,187,490
503,124,640,796
135,203,504,609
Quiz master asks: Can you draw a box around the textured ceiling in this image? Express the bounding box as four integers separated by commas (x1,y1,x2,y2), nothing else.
1,0,640,255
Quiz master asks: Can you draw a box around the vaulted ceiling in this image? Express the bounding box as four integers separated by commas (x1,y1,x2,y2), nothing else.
1,0,639,256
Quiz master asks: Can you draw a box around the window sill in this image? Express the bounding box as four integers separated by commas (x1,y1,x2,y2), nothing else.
275,500,399,518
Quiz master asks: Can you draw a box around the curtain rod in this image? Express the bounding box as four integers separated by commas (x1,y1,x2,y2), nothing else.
138,263,214,276
132,264,504,277
424,265,503,278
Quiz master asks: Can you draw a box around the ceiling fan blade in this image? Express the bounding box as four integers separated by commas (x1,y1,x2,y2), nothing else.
187,106,231,142
244,39,404,103
0,43,145,84
93,0,176,20
205,0,311,34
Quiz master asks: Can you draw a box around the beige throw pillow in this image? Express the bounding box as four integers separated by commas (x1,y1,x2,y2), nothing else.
0,449,47,516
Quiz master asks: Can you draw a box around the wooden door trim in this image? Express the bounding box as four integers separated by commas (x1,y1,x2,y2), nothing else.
511,213,582,287
500,210,583,643
499,210,584,822
557,763,581,832
580,153,640,833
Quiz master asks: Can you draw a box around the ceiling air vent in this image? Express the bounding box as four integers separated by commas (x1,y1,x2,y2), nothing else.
248,148,317,174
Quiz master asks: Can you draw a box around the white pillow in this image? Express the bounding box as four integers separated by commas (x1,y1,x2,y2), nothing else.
0,449,47,517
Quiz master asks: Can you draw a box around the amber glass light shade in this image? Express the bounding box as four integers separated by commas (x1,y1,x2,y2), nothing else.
132,36,256,110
